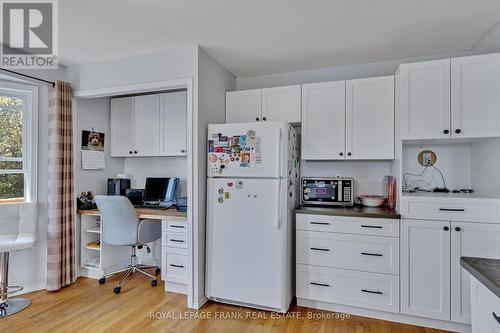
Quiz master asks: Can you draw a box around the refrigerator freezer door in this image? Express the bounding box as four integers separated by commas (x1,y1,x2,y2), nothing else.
206,178,288,310
208,122,287,178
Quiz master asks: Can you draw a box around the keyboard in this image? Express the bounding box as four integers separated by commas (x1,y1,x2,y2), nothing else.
135,203,173,210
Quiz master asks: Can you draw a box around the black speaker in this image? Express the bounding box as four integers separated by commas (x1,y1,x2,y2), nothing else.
107,178,131,196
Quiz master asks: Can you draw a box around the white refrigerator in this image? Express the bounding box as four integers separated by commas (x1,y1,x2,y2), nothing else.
206,121,299,313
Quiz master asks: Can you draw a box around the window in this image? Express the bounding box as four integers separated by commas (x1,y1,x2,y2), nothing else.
0,83,37,203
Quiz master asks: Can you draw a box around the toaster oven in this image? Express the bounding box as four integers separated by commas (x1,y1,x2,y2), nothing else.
301,177,354,207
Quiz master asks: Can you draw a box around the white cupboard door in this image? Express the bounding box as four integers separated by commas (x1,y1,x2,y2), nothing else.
399,60,451,140
452,53,500,139
226,89,262,123
110,97,135,157
160,91,187,156
261,85,301,123
301,81,346,160
451,222,500,324
401,219,451,321
346,76,394,159
134,95,160,157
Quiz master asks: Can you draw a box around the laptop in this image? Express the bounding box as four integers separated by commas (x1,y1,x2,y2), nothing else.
137,177,179,209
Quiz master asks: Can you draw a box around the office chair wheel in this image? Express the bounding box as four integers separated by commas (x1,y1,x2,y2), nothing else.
98,277,106,284
151,279,158,287
113,286,121,294
155,268,161,275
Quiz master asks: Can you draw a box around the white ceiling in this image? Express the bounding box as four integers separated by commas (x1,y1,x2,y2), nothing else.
60,0,500,77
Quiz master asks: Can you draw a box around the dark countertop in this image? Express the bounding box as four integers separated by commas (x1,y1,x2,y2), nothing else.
461,257,500,298
295,205,400,219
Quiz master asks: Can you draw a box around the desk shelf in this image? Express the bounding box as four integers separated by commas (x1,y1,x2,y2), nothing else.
84,228,101,234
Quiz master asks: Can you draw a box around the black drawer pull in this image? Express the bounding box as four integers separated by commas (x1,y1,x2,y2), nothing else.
169,239,184,243
361,225,383,229
493,312,500,324
170,225,185,229
310,247,330,252
310,282,330,287
361,289,383,295
439,208,465,212
361,252,383,257
169,264,185,268
310,222,330,225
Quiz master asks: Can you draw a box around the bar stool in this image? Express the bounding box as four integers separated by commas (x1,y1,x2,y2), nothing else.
0,203,37,318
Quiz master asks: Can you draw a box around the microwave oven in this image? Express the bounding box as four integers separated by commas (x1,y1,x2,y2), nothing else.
301,177,354,207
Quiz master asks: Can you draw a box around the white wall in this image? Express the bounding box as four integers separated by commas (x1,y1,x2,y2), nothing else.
193,48,235,306
471,138,500,196
402,144,472,191
74,97,125,195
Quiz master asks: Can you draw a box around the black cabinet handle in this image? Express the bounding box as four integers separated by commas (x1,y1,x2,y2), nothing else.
339,152,344,156
361,252,383,257
443,226,449,231
439,208,465,212
492,312,500,324
455,227,461,232
169,239,185,243
181,149,186,153
347,152,352,156
134,151,138,154
310,222,330,225
361,225,383,229
262,117,267,121
256,117,260,121
310,282,330,287
170,225,185,229
129,151,133,154
310,247,330,252
361,289,383,295
444,129,449,134
169,264,185,268
455,129,462,134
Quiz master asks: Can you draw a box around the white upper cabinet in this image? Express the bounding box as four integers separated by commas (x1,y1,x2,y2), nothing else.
110,97,135,157
451,53,500,139
160,91,187,156
450,222,500,324
400,219,451,321
261,85,301,123
399,59,451,140
346,76,394,159
134,95,160,157
301,81,346,160
111,92,187,158
226,89,262,123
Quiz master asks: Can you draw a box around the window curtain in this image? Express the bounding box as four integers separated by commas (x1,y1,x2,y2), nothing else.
46,81,76,291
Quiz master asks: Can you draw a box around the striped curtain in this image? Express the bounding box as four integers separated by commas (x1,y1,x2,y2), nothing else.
46,81,76,291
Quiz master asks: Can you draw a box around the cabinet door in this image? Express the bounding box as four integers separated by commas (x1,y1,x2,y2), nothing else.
451,222,500,324
160,91,187,156
301,81,346,160
451,53,500,139
401,219,451,321
399,60,451,140
346,76,394,159
134,95,160,157
261,85,301,123
226,89,262,123
110,97,135,157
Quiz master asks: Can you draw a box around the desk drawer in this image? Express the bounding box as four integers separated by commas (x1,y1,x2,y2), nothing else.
166,221,187,234
297,264,399,313
402,197,500,223
297,231,399,275
166,251,188,284
296,214,399,237
163,233,188,248
471,277,500,331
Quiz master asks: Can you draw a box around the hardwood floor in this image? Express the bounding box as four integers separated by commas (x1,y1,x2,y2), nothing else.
0,275,450,333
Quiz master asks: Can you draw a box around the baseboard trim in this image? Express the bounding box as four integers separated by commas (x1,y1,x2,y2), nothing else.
192,296,208,310
297,298,471,333
10,283,46,296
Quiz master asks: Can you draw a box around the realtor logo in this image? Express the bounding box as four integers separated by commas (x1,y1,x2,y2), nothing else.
0,0,58,69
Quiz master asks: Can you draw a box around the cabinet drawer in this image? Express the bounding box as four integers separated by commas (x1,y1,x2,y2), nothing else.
166,221,187,234
296,214,399,237
166,252,188,284
297,264,399,313
402,197,500,223
297,231,399,275
471,277,500,331
163,233,188,248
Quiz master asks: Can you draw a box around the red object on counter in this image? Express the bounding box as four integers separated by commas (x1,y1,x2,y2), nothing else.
384,176,396,209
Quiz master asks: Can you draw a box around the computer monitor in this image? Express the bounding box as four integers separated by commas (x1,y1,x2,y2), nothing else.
143,177,170,203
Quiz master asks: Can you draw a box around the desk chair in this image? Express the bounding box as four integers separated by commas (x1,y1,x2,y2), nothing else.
0,203,37,317
94,196,161,294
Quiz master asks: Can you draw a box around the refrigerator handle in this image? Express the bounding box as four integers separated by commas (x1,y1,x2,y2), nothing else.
275,180,281,230
277,128,283,177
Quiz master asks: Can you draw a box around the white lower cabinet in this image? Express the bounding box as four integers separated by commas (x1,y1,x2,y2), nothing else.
470,276,500,332
296,214,400,313
161,220,188,294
